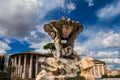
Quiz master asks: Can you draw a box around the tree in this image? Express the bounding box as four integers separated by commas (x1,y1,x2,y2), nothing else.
102,73,108,78
0,56,5,71
4,66,15,74
43,42,67,53
0,56,2,71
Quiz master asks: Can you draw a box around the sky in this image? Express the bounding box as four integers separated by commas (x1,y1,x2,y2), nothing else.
0,0,120,69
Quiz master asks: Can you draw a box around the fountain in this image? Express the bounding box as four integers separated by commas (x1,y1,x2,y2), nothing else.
36,17,94,80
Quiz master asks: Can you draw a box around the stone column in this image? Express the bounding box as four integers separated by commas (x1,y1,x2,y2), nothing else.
36,55,38,77
11,58,14,77
18,55,21,77
93,65,96,76
23,55,27,78
97,64,100,77
102,64,104,75
14,56,17,77
11,58,14,66
29,55,33,78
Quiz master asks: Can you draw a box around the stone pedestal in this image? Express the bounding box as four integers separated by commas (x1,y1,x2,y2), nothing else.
36,57,94,80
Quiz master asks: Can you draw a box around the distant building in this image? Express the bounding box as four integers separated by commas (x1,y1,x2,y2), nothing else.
10,51,53,78
107,69,120,76
90,60,107,78
10,51,107,79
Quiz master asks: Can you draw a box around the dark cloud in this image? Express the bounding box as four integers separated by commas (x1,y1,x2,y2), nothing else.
0,0,38,38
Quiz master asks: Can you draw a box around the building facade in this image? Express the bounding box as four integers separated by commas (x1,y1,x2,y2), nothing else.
90,60,107,78
107,69,120,76
10,52,106,79
10,51,52,78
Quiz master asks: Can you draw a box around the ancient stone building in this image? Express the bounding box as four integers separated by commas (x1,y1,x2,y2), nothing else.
90,60,107,78
10,51,106,79
10,51,53,78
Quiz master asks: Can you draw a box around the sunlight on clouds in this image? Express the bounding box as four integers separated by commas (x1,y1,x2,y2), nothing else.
102,33,120,48
0,0,77,52
81,30,120,49
96,0,120,20
29,38,52,53
74,46,89,55
97,51,119,58
75,29,120,69
0,40,11,55
0,0,65,38
100,58,120,64
89,51,119,59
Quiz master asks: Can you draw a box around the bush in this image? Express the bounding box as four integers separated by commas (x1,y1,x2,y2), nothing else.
102,74,120,78
0,78,10,80
12,78,35,80
102,73,108,78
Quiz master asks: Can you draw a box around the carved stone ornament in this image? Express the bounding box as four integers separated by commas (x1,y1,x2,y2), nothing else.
36,17,95,80
44,17,83,59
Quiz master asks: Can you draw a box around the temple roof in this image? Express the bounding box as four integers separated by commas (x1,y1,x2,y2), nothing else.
94,60,105,65
10,51,53,58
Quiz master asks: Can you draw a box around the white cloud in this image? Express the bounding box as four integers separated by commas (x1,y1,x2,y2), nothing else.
0,0,66,38
100,58,120,64
102,32,120,48
29,37,52,53
4,39,11,44
30,31,37,38
67,2,76,11
96,0,120,20
75,29,120,70
0,0,77,53
81,30,120,49
107,64,114,70
85,0,94,7
97,51,119,58
0,40,11,55
0,0,77,52
74,46,89,55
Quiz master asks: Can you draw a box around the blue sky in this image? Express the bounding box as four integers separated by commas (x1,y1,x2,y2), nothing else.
0,0,120,69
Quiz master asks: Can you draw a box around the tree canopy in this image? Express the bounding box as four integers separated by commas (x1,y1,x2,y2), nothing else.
43,42,67,53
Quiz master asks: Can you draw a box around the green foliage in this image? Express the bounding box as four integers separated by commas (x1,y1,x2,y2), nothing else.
43,42,67,53
12,78,35,80
43,43,55,50
0,56,5,71
0,78,10,80
66,75,82,80
102,73,120,78
61,43,67,48
4,66,16,74
43,43,55,53
102,73,108,78
109,74,120,78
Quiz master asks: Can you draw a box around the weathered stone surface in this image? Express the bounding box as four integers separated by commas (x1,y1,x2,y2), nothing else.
44,17,83,58
36,57,94,80
36,17,94,80
78,57,95,80
36,57,80,80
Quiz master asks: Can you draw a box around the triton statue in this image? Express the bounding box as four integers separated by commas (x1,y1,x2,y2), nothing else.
44,17,83,59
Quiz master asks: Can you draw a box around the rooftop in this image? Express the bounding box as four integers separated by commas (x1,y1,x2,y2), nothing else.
10,51,53,58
